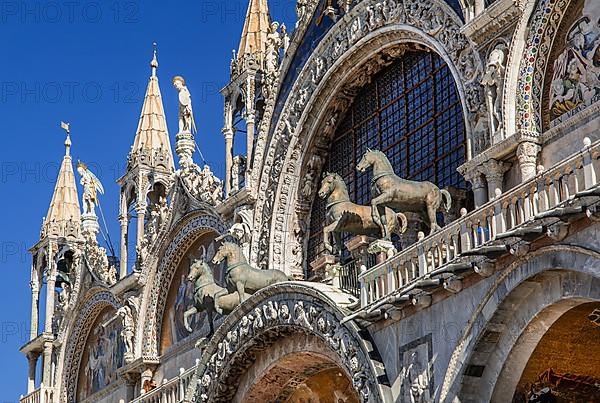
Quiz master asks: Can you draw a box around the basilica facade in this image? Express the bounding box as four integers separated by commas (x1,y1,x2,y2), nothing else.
19,0,600,402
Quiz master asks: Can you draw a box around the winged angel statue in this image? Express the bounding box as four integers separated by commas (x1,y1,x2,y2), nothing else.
172,75,197,134
77,161,105,216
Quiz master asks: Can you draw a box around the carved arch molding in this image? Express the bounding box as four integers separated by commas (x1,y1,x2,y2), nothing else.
60,289,120,403
516,0,569,133
186,283,391,402
140,212,228,357
250,0,483,271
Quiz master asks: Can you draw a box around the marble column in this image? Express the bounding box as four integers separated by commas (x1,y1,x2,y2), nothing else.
42,340,53,386
246,112,255,168
27,352,39,393
119,214,128,279
29,277,39,340
517,141,541,182
44,270,56,334
223,128,234,196
481,159,511,199
136,203,147,250
465,171,487,208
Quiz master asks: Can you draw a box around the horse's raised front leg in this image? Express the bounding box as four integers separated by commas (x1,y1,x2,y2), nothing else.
371,193,394,239
183,306,198,332
236,280,247,303
426,203,441,235
333,231,342,255
323,222,338,254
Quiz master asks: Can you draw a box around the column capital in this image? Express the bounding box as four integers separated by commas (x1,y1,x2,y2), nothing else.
481,159,511,182
222,127,234,138
517,141,542,182
516,141,541,165
464,169,486,189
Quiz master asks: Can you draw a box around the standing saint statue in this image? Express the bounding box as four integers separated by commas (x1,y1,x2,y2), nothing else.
172,76,197,134
77,161,105,216
481,44,507,137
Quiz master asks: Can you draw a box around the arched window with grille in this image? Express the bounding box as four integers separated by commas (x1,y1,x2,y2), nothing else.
307,50,468,274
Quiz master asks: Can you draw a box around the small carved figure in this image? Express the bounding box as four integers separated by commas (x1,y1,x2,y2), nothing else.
296,0,308,28
481,44,507,136
318,172,408,254
117,305,135,356
212,242,290,302
173,76,197,134
77,161,104,217
356,149,451,235
265,22,282,73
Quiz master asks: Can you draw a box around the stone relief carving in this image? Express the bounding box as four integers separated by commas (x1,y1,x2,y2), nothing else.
481,43,507,140
190,295,380,403
177,162,224,206
250,0,482,270
399,335,433,403
82,228,117,286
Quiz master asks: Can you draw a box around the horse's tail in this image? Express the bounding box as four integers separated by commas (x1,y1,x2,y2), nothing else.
440,189,452,213
395,212,408,235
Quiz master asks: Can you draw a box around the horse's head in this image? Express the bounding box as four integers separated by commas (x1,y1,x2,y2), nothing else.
188,259,212,282
213,242,238,264
318,172,335,199
357,149,376,172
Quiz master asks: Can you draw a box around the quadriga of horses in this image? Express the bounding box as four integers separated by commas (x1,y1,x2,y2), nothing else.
357,149,452,235
212,242,290,302
318,172,408,253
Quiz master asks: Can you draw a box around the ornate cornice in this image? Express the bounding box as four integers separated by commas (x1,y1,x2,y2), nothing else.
461,0,524,47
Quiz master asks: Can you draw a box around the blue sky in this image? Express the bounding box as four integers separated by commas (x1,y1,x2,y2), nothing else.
0,1,295,399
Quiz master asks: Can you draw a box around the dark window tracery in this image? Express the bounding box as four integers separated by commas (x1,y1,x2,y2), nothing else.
307,50,467,272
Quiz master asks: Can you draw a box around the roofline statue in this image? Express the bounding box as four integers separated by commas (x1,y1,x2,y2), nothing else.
172,75,197,135
77,161,105,217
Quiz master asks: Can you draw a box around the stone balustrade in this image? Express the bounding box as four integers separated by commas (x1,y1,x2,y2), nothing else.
359,138,600,306
20,386,55,403
131,366,195,403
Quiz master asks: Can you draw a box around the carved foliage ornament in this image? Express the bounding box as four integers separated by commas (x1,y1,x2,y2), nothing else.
251,0,481,268
190,292,381,402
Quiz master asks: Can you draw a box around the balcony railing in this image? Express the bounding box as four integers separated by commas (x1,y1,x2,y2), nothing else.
131,365,196,403
20,386,55,403
359,138,600,307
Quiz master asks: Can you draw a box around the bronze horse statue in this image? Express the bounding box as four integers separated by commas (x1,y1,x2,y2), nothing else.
213,242,290,302
318,172,408,254
357,149,452,235
183,259,248,336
